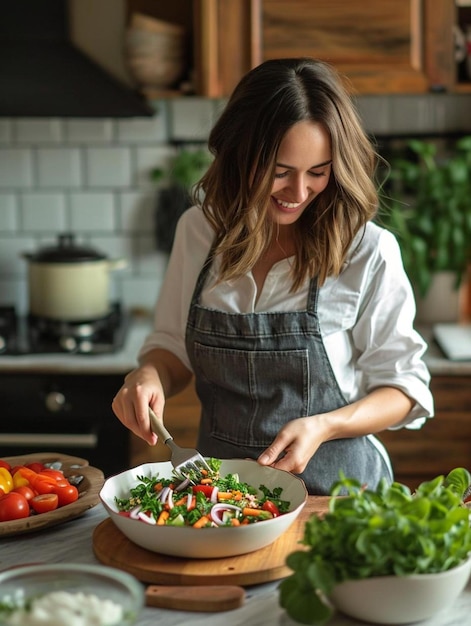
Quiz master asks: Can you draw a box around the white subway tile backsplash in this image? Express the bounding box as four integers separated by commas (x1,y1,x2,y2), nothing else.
0,149,34,188
0,236,36,277
169,98,216,141
135,145,176,188
121,276,162,313
90,235,133,276
15,119,63,144
37,148,82,188
135,236,168,277
118,191,155,233
86,147,132,188
69,192,116,232
65,119,114,143
117,110,168,144
0,194,18,231
20,193,67,232
0,120,12,144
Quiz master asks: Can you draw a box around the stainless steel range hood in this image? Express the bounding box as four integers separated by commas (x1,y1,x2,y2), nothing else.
0,0,154,118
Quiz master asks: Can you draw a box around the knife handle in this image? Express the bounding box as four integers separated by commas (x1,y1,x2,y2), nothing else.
145,584,245,612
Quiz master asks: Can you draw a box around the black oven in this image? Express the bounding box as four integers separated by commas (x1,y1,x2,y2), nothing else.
0,372,130,477
0,304,132,477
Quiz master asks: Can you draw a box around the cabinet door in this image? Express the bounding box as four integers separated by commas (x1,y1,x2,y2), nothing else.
261,0,434,94
194,0,262,97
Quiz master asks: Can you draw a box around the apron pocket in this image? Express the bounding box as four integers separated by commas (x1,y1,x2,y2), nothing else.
193,342,310,447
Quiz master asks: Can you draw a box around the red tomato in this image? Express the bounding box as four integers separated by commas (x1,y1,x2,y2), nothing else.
0,460,11,471
25,462,46,473
53,483,79,507
262,500,280,517
30,493,59,514
32,478,57,495
192,485,214,498
0,492,30,521
13,486,36,502
39,469,65,482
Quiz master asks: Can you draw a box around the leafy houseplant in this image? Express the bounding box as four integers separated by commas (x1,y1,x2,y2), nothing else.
151,148,212,253
378,136,471,299
279,468,471,625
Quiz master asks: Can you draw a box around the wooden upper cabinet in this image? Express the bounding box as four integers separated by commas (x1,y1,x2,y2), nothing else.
259,0,455,95
128,0,465,98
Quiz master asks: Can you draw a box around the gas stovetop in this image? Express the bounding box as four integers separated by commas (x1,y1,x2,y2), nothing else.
0,303,129,356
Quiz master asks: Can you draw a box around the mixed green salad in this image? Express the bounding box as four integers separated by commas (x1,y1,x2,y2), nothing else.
115,458,291,528
279,467,471,625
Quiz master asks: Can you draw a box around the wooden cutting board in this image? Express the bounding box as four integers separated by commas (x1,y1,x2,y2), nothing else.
93,496,329,586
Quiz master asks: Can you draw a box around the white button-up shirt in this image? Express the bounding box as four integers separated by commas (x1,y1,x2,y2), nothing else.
140,206,434,430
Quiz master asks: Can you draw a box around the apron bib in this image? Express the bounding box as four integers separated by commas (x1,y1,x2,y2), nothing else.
185,254,391,494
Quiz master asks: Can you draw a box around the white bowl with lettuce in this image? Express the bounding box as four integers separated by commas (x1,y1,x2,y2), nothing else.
100,458,307,558
279,468,471,625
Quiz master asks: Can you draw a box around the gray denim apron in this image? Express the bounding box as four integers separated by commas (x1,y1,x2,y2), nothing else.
185,254,392,495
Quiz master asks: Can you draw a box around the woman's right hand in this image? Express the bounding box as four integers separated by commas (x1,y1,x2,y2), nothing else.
111,348,193,445
112,362,164,445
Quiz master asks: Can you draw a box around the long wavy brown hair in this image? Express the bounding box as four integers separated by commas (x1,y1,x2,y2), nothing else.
193,58,379,291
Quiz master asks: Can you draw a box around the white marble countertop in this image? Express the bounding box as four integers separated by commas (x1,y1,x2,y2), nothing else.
1,504,470,626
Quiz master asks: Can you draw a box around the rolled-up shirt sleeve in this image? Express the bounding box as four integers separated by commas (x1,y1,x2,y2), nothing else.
348,228,433,429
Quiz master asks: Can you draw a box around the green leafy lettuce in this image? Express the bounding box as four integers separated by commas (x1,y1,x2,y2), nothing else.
279,468,471,625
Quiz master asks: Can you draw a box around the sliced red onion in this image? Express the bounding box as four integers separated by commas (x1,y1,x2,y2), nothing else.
129,505,141,519
174,477,191,492
159,486,169,502
167,488,174,509
210,486,219,503
186,492,193,509
210,503,241,526
138,511,157,525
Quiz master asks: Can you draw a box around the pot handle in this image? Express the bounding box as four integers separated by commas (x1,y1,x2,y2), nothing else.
108,258,128,271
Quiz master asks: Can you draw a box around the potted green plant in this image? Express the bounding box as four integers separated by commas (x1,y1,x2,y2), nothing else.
378,136,471,321
279,468,471,625
151,147,212,252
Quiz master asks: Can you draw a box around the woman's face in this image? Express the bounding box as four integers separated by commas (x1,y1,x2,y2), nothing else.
269,121,332,226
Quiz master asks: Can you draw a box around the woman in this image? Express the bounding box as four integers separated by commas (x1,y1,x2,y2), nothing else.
112,58,433,494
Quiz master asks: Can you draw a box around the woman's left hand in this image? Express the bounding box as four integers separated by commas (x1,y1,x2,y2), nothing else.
257,416,323,474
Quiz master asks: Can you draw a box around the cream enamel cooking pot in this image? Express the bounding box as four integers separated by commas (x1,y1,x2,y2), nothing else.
23,234,127,321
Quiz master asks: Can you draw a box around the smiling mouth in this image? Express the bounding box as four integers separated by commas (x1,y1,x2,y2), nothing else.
275,198,301,209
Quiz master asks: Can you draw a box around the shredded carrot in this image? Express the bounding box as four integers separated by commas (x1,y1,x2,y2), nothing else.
217,492,233,501
200,469,209,476
193,515,210,528
230,518,241,526
174,496,187,506
200,477,213,485
157,510,170,525
232,490,243,501
242,507,265,517
153,482,164,493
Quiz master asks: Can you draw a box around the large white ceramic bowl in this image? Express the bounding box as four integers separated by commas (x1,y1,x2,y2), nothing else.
330,557,471,624
0,563,144,626
100,459,307,559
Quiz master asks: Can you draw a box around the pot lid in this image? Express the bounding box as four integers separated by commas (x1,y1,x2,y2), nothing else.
30,234,107,263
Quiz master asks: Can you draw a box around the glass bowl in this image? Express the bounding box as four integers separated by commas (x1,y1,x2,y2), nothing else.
0,563,144,626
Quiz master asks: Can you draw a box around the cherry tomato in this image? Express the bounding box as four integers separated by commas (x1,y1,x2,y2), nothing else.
54,483,79,507
30,493,59,514
0,459,11,471
192,485,214,498
39,469,65,482
0,492,30,521
13,486,36,502
25,462,46,473
262,500,280,517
